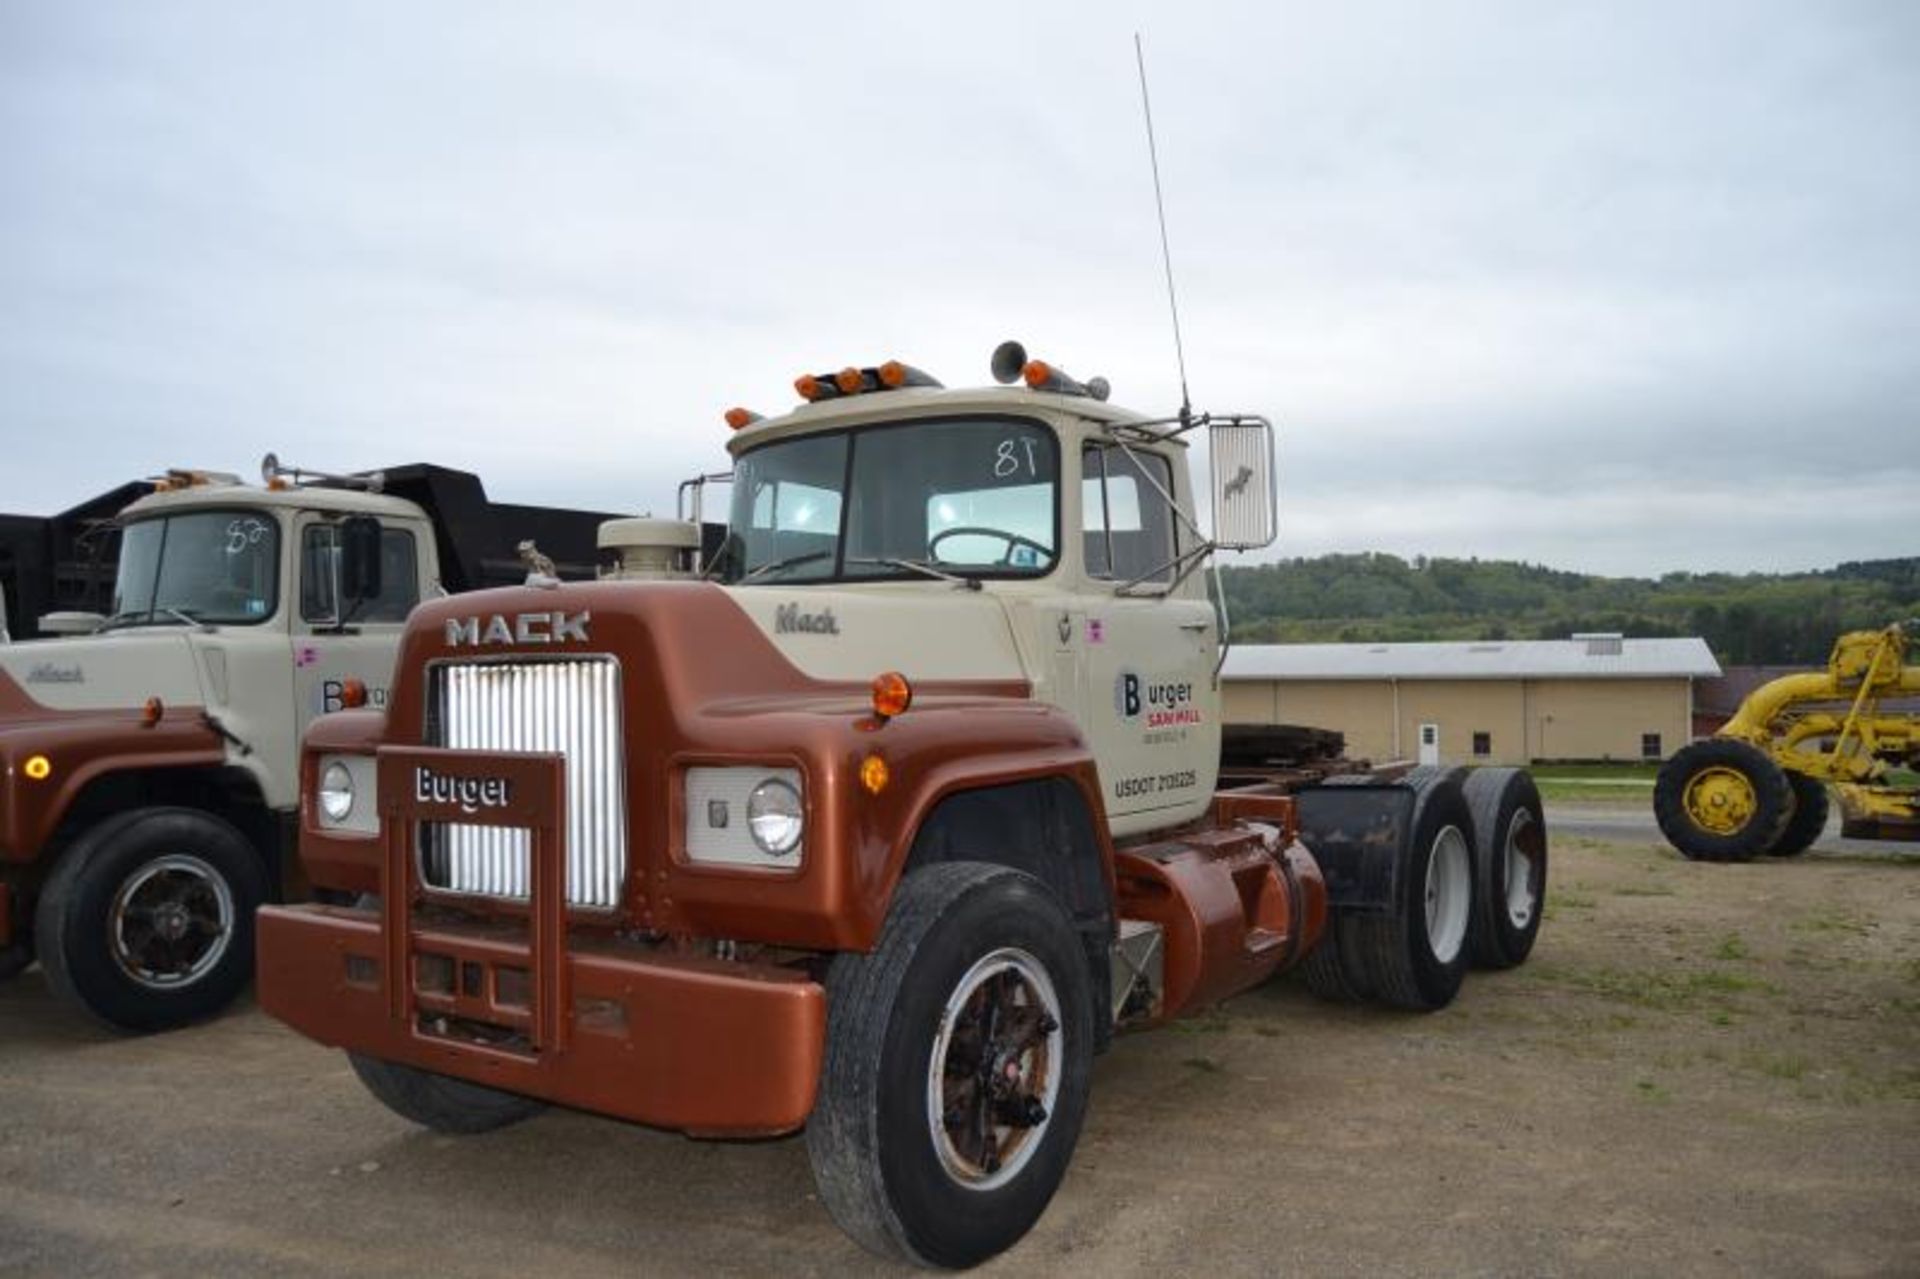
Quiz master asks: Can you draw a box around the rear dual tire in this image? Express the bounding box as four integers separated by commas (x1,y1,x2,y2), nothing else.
1301,770,1478,1011
1463,768,1548,969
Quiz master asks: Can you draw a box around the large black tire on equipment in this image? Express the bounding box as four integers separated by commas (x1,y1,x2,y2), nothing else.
1348,770,1477,1011
34,807,268,1032
806,862,1094,1270
1463,768,1548,970
1653,739,1792,862
1766,773,1829,857
347,1054,547,1134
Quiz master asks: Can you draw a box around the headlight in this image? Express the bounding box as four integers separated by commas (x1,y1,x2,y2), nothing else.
315,754,377,833
747,778,803,857
684,767,804,868
319,761,355,822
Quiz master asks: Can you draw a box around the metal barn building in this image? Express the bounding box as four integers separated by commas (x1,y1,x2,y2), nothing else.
1221,634,1722,766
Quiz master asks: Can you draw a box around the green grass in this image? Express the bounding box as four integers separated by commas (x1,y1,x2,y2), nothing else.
1792,909,1871,937
1712,933,1751,961
1531,763,1663,781
1531,963,1778,1010
1614,883,1678,898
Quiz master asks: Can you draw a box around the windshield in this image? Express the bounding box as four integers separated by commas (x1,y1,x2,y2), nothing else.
716,417,1059,584
111,510,280,626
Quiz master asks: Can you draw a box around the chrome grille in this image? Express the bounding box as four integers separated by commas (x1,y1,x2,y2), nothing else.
423,657,626,909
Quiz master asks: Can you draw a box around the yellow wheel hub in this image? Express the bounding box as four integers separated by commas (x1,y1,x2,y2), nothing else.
1683,766,1757,835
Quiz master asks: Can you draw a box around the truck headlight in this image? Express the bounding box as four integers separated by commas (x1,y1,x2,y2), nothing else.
747,778,803,857
684,767,804,868
316,754,378,834
319,762,355,822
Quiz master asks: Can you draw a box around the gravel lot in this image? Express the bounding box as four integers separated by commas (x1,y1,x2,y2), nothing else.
4,813,1917,1278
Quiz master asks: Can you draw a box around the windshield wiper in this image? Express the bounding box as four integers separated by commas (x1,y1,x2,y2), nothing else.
98,606,214,633
738,550,833,584
162,607,216,632
844,556,982,591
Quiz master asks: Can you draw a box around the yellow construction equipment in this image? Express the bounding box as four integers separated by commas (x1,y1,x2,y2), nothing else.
1655,622,1920,860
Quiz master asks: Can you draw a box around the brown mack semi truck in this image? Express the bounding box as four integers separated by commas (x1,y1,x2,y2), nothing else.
0,458,631,1030
256,344,1549,1269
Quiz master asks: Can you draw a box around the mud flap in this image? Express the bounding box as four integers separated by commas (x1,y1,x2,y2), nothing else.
1293,784,1415,915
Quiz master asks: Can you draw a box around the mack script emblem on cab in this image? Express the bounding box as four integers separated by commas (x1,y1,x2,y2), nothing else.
445,610,590,647
413,765,513,814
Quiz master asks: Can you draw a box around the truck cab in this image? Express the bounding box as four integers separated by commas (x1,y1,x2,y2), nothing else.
257,346,1544,1270
0,468,438,1023
705,373,1228,836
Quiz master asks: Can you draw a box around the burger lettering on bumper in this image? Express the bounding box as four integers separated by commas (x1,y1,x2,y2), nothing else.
413,764,513,814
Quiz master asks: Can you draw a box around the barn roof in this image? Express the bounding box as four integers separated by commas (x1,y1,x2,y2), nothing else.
1221,635,1722,682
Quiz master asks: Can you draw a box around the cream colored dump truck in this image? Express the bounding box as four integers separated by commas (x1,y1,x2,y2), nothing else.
0,459,620,1029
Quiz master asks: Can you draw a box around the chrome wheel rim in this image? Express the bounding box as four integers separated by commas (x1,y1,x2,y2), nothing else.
926,947,1063,1192
1504,809,1541,929
109,854,234,990
1425,826,1472,964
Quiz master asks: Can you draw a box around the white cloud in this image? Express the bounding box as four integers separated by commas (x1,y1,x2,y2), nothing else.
1,1,1915,575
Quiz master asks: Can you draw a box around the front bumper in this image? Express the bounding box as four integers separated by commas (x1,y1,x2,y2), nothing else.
257,745,825,1137
256,903,825,1136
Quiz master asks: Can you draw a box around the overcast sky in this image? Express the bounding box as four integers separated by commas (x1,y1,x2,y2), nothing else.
2,2,1915,577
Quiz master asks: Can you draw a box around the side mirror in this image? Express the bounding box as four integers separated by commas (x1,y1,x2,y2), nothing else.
339,516,384,602
1208,417,1278,550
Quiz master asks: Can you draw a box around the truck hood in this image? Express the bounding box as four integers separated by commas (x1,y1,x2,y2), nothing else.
717,584,1027,684
0,631,208,720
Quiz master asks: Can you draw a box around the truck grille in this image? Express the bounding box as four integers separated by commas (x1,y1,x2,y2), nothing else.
423,657,627,910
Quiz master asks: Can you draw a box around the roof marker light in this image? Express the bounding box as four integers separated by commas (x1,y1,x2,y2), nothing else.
878,361,943,390
725,407,763,430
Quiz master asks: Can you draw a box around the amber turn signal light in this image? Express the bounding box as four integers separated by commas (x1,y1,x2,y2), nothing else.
338,679,369,709
871,670,913,720
141,696,165,727
23,754,52,781
860,753,890,795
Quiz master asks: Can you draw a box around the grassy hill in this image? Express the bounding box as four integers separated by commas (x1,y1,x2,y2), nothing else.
1219,554,1920,665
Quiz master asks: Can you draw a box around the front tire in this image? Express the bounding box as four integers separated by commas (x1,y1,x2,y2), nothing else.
1654,740,1792,861
347,1054,546,1134
806,862,1094,1270
34,807,268,1032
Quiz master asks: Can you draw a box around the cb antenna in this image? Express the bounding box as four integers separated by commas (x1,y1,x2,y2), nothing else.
1135,32,1191,424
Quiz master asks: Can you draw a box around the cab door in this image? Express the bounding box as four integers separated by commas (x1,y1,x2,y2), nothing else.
1078,441,1217,835
291,514,423,734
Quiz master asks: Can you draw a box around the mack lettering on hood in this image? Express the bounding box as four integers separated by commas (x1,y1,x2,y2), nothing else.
445,611,590,646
